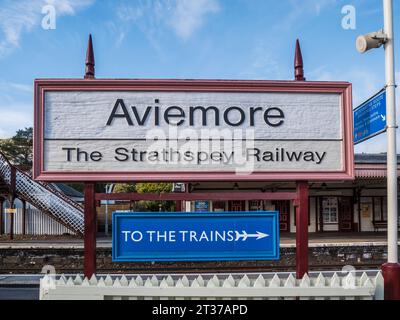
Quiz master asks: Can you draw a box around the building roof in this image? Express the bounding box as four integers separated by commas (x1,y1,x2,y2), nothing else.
355,153,400,164
354,154,400,179
52,183,83,198
355,168,388,179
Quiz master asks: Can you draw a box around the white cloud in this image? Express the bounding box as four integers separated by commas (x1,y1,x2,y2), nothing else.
0,80,33,93
0,82,34,138
115,0,220,46
310,65,383,105
0,107,32,138
314,0,337,16
274,0,337,31
239,40,285,80
167,0,219,40
0,0,94,57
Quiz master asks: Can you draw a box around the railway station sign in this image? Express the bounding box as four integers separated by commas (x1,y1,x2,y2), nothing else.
34,79,354,182
172,182,185,193
112,211,280,262
354,90,387,144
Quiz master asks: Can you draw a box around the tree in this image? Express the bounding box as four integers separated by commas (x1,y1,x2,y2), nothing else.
0,127,33,170
113,183,136,193
135,183,172,194
135,183,174,212
111,183,175,212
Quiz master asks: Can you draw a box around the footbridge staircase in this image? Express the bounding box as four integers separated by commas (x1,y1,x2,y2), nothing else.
0,152,84,236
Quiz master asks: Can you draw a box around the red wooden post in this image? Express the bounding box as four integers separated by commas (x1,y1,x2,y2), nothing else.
84,182,97,278
295,181,309,279
293,39,308,278
175,200,182,212
82,34,97,278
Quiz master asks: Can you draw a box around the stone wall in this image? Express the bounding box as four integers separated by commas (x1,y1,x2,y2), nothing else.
0,245,392,273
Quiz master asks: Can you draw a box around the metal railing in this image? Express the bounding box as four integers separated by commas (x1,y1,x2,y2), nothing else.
0,152,84,235
31,174,84,213
39,271,384,300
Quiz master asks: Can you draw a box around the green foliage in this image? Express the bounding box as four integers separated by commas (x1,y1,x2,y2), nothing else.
135,183,174,212
0,127,33,170
113,183,136,193
135,183,172,194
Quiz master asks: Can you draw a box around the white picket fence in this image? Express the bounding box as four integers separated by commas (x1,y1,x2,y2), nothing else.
40,271,384,300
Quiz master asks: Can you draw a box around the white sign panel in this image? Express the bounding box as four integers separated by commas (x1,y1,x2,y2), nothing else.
34,80,354,181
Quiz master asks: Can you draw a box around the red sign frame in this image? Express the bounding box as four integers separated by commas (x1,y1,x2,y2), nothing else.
34,79,354,182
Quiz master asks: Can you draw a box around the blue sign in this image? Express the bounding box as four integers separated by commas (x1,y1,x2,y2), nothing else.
194,200,209,212
354,90,386,144
112,211,280,262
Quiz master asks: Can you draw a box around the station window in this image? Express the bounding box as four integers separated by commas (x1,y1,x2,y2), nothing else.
249,200,264,211
373,197,387,222
229,201,245,211
322,197,338,224
212,201,226,212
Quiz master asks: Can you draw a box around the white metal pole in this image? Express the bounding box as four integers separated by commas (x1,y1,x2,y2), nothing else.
383,0,398,263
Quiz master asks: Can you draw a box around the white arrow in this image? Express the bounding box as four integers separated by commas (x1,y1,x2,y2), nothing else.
235,230,269,241
381,114,386,121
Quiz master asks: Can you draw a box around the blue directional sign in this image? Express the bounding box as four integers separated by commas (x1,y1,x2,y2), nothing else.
354,90,387,144
112,211,280,262
194,200,209,212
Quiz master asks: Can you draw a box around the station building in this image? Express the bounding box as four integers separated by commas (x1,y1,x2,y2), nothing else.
2,152,399,236
182,153,400,233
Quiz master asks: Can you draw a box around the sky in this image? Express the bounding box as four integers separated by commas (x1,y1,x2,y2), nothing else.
0,0,399,154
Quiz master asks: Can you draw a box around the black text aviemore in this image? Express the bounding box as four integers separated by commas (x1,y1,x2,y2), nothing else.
106,98,285,127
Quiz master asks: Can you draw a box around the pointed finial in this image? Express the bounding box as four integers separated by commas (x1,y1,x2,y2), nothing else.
84,34,95,79
294,39,305,81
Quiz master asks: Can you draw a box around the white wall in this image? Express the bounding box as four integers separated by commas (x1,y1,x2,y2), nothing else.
290,197,317,233
323,224,339,231
358,197,374,232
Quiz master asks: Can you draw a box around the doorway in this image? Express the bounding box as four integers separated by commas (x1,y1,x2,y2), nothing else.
338,197,354,231
229,200,245,211
273,200,290,232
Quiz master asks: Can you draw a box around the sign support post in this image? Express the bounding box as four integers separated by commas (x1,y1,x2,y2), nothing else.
381,0,400,300
294,40,309,279
83,35,97,279
295,181,309,279
84,182,96,278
